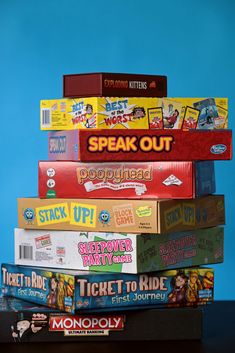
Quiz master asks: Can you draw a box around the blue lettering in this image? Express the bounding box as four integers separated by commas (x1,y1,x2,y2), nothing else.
73,206,91,224
184,206,194,223
105,100,128,112
73,206,81,222
72,102,84,112
39,210,45,223
82,208,90,223
59,206,67,219
44,210,50,222
166,209,181,226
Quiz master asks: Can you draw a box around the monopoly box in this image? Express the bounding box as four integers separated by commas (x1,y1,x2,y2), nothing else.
63,72,167,98
48,129,232,161
39,161,215,199
14,227,224,274
1,264,214,313
0,296,203,342
18,195,225,233
41,97,228,131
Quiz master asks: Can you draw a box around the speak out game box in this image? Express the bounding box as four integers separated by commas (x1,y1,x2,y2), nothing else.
48,129,232,162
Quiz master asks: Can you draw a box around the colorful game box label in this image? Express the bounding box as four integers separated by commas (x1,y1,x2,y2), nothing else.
0,296,203,342
63,72,167,98
39,161,215,199
48,129,232,161
14,227,224,273
18,195,225,233
40,97,228,131
2,264,214,313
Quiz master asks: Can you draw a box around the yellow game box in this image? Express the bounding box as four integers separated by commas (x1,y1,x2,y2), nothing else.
40,97,228,130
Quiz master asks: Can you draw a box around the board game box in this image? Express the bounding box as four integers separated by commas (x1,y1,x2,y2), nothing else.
48,129,232,161
14,227,224,273
41,97,227,131
63,72,167,98
38,161,215,199
18,195,225,233
0,295,203,341
1,264,214,313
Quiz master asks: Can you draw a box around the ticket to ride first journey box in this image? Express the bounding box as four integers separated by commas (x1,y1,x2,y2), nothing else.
0,295,203,342
1,263,214,313
18,195,225,233
41,97,228,130
38,161,215,200
48,129,232,162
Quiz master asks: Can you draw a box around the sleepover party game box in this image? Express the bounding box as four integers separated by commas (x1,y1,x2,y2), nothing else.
18,195,225,233
14,227,224,274
0,296,203,342
38,161,215,200
1,264,214,313
41,97,228,131
63,72,167,98
48,129,232,162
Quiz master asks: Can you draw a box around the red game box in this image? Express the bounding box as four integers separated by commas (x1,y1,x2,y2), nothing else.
63,72,167,98
48,129,232,162
39,161,215,199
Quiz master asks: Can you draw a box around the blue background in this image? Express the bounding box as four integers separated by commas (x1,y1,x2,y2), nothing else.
0,0,234,299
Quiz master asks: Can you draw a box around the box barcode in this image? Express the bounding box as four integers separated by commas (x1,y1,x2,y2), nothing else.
19,245,33,260
41,108,51,127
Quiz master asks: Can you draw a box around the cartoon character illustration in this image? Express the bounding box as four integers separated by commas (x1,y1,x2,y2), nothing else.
57,274,67,310
98,210,111,225
23,208,35,223
148,107,163,129
183,116,197,130
66,278,75,298
132,107,146,119
186,270,203,303
85,104,93,115
11,313,47,342
207,108,214,124
194,98,218,129
150,116,162,129
202,271,214,289
168,270,188,304
47,275,58,308
163,108,179,128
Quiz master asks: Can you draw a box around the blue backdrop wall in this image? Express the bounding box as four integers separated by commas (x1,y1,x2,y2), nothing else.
0,0,234,299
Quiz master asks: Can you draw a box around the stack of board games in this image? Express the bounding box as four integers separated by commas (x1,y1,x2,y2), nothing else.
1,72,232,343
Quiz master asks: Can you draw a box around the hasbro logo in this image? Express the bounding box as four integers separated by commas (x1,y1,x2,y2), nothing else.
23,208,35,221
210,144,227,154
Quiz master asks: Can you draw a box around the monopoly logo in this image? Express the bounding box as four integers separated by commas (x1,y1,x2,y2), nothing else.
87,135,174,153
49,315,125,333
